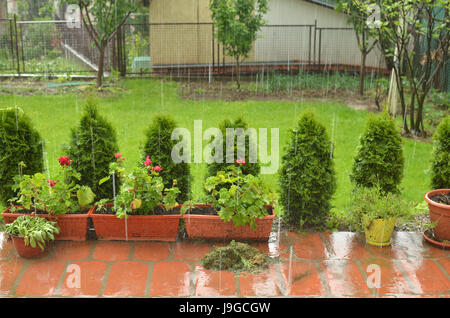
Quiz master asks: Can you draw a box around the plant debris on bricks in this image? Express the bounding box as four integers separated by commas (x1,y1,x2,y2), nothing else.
201,240,270,273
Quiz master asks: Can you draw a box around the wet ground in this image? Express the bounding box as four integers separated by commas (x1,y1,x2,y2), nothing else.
0,231,448,298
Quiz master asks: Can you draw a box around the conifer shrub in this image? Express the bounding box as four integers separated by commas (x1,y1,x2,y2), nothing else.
66,100,121,200
142,114,191,202
431,116,450,189
0,108,44,205
279,111,336,228
350,112,404,194
207,117,260,179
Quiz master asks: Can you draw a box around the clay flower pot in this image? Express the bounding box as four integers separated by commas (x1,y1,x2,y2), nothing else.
89,204,182,241
424,189,450,242
182,204,275,241
2,206,90,241
10,235,47,258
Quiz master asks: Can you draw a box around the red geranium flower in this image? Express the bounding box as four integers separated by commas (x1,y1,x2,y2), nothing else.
47,179,56,187
235,158,246,165
58,156,72,166
114,153,122,159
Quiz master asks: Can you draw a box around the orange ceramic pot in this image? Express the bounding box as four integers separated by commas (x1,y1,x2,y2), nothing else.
2,206,90,241
10,235,47,258
424,189,450,241
182,204,275,241
88,204,182,241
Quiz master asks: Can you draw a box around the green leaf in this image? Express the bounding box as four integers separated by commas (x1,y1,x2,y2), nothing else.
77,187,95,206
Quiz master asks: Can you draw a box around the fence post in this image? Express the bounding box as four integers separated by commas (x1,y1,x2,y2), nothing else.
313,20,317,65
19,23,24,73
13,14,20,75
318,28,322,66
308,25,312,64
8,19,15,71
212,24,214,71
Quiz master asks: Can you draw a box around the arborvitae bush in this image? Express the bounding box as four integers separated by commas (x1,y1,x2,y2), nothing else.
431,116,450,189
66,100,121,200
207,117,260,178
0,108,44,205
279,111,336,228
142,114,191,202
350,112,404,194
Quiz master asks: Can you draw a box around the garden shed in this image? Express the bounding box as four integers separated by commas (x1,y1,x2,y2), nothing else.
148,0,387,73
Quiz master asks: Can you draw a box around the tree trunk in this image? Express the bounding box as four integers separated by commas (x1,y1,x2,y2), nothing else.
414,93,426,135
97,44,106,88
409,92,416,135
236,56,241,90
359,52,367,96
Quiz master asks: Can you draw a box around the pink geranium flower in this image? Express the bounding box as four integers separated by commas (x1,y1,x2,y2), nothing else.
152,166,162,172
144,155,152,167
235,158,246,165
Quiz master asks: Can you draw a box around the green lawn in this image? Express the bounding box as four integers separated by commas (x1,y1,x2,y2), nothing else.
0,79,434,219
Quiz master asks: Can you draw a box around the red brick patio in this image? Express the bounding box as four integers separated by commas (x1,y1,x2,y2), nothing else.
0,231,448,298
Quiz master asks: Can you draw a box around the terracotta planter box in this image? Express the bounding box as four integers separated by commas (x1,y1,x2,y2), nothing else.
182,204,275,241
88,204,182,241
2,206,90,241
424,189,450,241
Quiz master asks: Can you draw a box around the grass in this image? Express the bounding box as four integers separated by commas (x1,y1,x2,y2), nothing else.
0,78,434,224
245,71,382,93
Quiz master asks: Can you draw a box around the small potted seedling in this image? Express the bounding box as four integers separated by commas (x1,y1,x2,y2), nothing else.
347,186,412,247
5,215,59,258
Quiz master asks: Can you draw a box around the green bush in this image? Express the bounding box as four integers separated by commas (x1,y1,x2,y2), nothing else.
142,114,190,202
207,117,260,180
431,116,450,189
0,108,44,206
346,186,412,232
350,112,404,194
65,99,121,200
279,111,336,228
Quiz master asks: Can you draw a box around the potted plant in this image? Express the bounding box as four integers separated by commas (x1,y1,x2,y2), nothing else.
347,186,412,247
181,159,278,241
424,189,450,243
5,215,60,258
2,157,95,241
425,116,449,243
89,154,181,241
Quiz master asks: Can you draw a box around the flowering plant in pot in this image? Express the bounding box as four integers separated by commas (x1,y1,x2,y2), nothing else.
2,157,95,240
90,154,181,241
5,215,60,258
347,186,413,247
181,159,278,241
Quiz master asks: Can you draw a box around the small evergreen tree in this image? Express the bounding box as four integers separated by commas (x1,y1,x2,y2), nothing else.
350,112,404,193
431,116,450,189
142,114,190,202
207,117,260,179
66,100,121,200
0,108,44,205
279,111,336,228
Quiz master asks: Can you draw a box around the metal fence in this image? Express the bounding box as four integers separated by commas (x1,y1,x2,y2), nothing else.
5,18,448,91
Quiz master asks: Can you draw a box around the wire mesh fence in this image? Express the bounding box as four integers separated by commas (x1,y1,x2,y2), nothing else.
3,17,448,93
